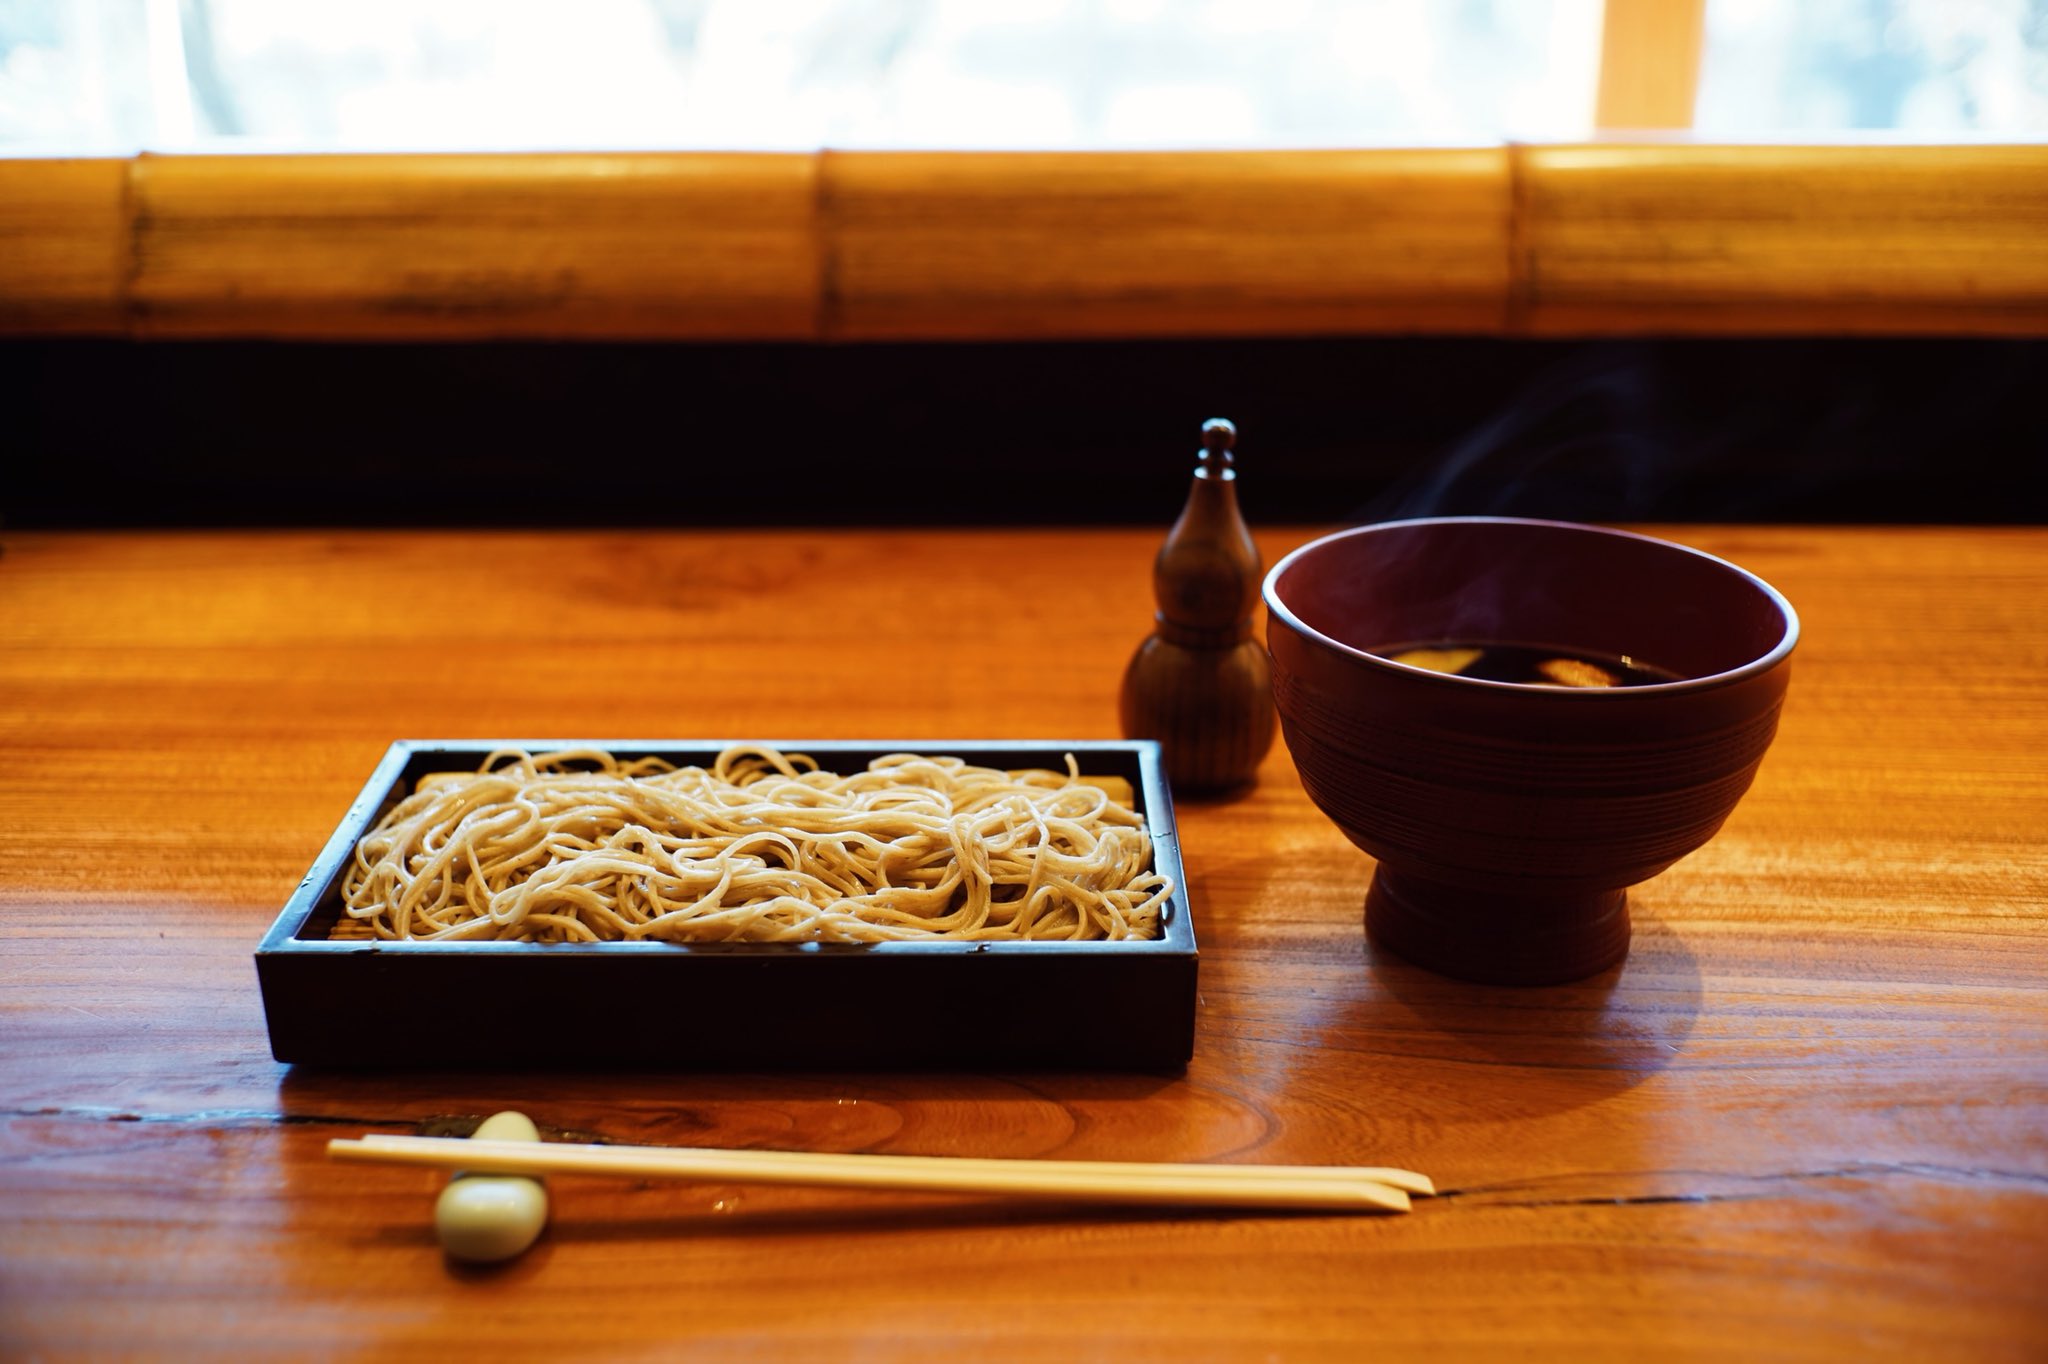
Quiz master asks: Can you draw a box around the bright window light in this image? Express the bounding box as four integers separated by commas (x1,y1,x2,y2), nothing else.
1697,0,2048,134
0,0,1603,154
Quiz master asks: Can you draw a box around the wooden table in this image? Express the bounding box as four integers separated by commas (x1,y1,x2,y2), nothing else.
3,525,2044,1360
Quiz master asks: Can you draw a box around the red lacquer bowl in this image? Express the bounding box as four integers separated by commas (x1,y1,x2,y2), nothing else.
1263,517,1798,985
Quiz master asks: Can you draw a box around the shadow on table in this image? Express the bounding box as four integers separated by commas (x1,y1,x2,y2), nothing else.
277,1065,1228,1264
351,1191,1309,1268
1355,899,1705,1119
275,1066,1185,1141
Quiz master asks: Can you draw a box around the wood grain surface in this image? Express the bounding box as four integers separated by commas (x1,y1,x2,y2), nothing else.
2,525,2045,1360
3,144,2045,340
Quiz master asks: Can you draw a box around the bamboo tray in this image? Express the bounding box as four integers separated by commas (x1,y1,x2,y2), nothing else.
254,739,1196,1072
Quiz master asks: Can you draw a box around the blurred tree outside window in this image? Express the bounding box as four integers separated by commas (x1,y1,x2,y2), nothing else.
1697,0,2048,133
0,0,2042,154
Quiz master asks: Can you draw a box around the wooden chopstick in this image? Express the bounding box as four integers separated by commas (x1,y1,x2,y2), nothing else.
348,1133,1435,1195
328,1135,1429,1213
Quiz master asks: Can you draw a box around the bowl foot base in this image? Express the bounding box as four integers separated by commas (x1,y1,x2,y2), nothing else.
1366,869,1631,986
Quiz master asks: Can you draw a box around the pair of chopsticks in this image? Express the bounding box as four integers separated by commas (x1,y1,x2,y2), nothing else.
328,1134,1433,1213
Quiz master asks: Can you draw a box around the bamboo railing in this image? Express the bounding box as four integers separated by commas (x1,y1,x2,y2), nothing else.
3,144,2045,340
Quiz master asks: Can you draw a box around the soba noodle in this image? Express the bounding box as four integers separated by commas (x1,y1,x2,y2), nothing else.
337,746,1172,944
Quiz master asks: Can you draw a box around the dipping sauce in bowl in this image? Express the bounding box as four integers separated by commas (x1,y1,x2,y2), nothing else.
1263,516,1798,985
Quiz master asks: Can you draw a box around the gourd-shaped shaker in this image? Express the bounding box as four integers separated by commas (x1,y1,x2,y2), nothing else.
1118,418,1276,795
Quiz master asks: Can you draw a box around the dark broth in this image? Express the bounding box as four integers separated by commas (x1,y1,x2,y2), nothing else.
1375,641,1684,688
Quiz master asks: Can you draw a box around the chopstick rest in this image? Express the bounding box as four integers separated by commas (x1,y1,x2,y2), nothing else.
330,1131,1432,1214
431,1111,549,1263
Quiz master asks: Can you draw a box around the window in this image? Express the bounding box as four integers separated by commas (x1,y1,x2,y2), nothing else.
1697,0,2048,135
6,0,2041,157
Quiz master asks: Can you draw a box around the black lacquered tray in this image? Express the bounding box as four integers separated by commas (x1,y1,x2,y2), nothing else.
255,739,1195,1071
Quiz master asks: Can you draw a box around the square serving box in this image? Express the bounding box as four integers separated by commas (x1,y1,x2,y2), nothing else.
256,739,1197,1071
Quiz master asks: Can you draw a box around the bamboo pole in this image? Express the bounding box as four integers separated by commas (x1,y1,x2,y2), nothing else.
0,158,129,335
129,152,821,340
1,145,2044,339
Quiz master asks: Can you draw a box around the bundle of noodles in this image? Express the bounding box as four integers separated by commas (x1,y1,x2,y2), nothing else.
337,745,1173,943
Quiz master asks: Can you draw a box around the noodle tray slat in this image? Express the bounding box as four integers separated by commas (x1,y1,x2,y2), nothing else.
255,739,1197,1071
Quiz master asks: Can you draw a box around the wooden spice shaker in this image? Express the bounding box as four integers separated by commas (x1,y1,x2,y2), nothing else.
1118,418,1277,795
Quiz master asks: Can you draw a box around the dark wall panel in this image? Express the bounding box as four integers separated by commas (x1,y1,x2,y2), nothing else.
6,336,2044,528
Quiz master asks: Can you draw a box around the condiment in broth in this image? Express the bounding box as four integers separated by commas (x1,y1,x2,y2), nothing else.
1378,642,1682,688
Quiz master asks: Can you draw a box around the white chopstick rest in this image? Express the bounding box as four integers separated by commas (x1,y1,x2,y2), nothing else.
333,1131,1431,1214
433,1111,550,1263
